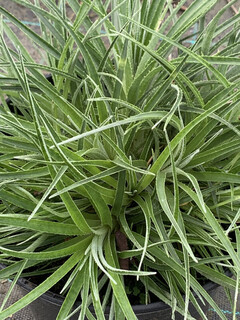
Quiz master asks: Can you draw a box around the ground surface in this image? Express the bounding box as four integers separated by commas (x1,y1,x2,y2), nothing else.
0,0,240,319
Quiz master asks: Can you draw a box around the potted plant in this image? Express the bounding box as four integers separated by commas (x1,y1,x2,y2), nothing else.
0,0,240,319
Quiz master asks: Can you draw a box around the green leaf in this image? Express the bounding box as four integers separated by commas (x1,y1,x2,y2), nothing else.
178,181,240,270
0,214,83,235
56,269,85,320
0,247,90,320
156,172,197,262
0,6,60,59
104,234,137,320
0,236,92,260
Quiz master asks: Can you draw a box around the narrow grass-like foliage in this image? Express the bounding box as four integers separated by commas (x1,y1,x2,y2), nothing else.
0,0,240,319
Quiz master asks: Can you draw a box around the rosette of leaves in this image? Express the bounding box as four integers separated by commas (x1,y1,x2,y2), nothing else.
0,0,240,319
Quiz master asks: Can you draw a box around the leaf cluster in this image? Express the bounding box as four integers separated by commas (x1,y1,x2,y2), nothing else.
0,0,240,319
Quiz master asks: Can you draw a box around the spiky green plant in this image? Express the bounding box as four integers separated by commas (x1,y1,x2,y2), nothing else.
0,0,240,319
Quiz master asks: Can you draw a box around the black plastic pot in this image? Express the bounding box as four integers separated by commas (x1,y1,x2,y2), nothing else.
17,276,219,320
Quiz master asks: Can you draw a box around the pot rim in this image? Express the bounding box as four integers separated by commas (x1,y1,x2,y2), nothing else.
16,271,221,314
